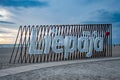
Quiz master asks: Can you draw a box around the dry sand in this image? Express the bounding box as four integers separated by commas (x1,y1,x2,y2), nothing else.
112,46,120,57
0,48,31,69
0,60,120,80
0,46,120,80
0,46,120,69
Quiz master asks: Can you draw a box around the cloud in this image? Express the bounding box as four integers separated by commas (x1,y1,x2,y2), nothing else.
82,9,120,23
0,0,48,8
0,30,9,33
0,20,15,24
95,9,120,23
0,27,17,44
81,21,110,24
75,0,102,5
0,0,120,44
0,27,17,36
81,9,120,44
0,14,3,17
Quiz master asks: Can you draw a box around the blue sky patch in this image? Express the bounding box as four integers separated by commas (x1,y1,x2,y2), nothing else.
0,0,120,44
0,0,48,8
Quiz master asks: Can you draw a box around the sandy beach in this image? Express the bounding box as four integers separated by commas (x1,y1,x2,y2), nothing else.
0,45,120,80
0,48,31,69
0,45,120,69
0,0,120,79
0,59,120,80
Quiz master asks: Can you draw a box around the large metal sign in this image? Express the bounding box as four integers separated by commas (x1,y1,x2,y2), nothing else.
10,24,112,63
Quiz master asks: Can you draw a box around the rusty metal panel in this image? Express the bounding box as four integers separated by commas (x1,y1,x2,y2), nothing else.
9,24,112,63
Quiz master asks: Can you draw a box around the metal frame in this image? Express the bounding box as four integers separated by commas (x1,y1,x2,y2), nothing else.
9,24,112,63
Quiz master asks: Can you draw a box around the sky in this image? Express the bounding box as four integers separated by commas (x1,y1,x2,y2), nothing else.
0,0,120,44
